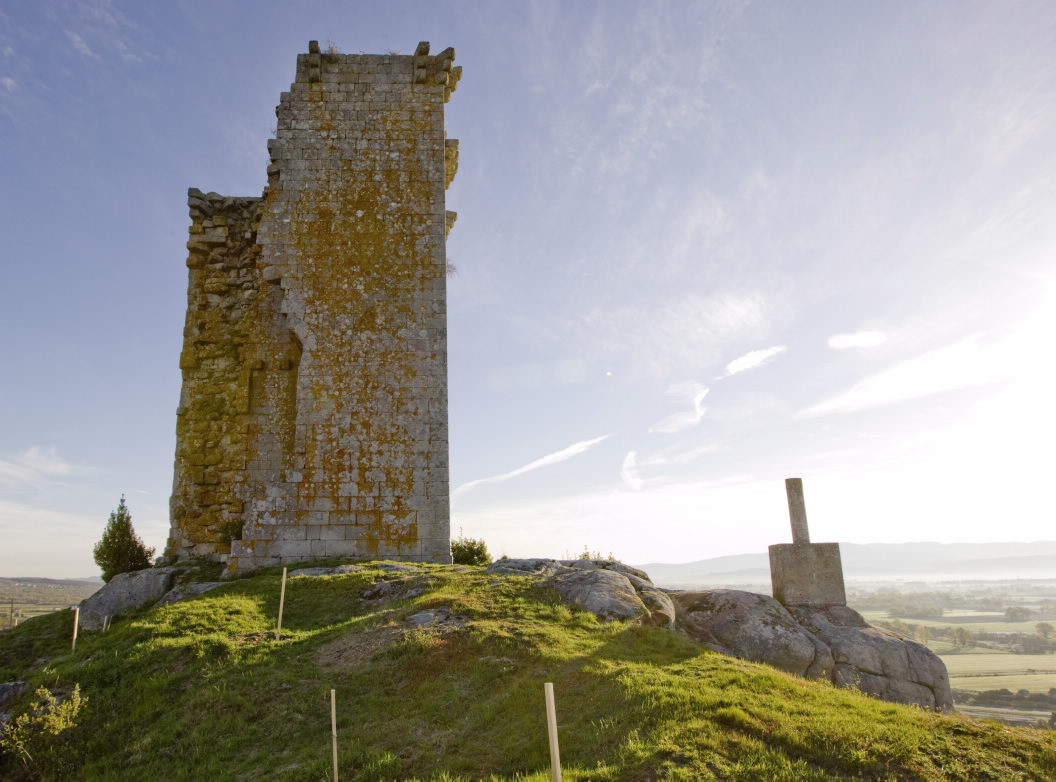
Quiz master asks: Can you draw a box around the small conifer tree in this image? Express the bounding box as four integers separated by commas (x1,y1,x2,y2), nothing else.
93,496,155,583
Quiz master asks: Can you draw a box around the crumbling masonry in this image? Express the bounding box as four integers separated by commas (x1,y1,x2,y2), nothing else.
164,42,461,573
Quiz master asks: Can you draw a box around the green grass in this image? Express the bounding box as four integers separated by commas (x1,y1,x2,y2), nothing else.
1,563,1054,780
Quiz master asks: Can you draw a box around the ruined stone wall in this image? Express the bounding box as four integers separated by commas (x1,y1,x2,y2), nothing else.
166,42,461,573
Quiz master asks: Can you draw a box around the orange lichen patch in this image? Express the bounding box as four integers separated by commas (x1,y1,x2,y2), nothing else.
167,194,265,560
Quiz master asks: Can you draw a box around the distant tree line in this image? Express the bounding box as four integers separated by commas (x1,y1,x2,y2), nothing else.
872,619,1056,654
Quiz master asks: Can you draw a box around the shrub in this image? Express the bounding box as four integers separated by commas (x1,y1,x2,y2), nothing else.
0,685,86,769
93,496,155,583
451,530,491,566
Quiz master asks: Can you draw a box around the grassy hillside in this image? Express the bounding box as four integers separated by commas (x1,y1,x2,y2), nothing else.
1,563,1054,780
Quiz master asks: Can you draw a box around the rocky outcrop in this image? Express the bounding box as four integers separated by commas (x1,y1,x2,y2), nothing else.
157,581,223,606
485,559,675,626
675,591,951,710
79,567,177,631
788,604,953,710
674,590,833,680
485,559,951,711
0,681,28,732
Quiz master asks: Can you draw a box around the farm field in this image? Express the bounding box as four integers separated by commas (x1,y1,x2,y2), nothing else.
859,609,1050,634
927,640,1003,655
0,577,99,630
942,653,1056,693
957,705,1052,728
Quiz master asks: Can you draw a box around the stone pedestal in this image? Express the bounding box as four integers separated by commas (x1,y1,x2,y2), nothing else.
769,542,846,607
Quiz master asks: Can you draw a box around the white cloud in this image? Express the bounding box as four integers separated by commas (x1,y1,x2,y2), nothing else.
650,382,709,433
18,446,72,476
828,331,887,349
632,291,771,378
620,451,642,491
453,435,610,497
800,334,1001,416
0,447,73,486
66,30,96,58
0,499,90,532
722,345,787,377
640,444,717,467
0,76,15,92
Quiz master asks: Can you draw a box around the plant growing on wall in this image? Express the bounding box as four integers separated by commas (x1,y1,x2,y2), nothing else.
93,496,155,583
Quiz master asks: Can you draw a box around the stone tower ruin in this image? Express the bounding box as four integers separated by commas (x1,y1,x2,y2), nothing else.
164,41,461,574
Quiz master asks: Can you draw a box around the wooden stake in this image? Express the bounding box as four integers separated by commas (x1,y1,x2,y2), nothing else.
103,615,110,633
330,688,339,782
71,606,80,652
544,682,562,782
276,567,288,641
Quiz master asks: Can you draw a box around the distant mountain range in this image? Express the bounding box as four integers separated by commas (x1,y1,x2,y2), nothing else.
637,541,1056,588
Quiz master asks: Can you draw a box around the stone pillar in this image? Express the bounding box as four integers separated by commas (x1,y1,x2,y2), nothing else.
769,477,846,607
785,477,810,544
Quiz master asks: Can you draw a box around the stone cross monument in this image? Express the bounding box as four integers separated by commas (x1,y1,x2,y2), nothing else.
768,478,847,606
163,41,461,574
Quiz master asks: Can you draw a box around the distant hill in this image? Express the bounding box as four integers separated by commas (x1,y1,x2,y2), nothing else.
2,576,102,586
0,576,101,612
638,541,1056,588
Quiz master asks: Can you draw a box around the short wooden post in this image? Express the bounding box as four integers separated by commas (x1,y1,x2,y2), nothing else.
330,688,339,782
544,682,562,782
71,606,80,652
276,567,288,641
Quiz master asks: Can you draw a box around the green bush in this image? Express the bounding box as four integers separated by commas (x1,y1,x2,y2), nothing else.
0,684,86,771
93,496,155,583
451,530,491,566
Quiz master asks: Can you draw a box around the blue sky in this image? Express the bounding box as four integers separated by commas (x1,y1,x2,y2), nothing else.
2,1,1055,578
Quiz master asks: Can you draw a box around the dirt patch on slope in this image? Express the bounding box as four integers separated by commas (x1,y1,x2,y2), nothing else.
316,626,405,668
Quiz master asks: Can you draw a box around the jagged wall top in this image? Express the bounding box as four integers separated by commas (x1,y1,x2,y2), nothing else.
296,40,463,103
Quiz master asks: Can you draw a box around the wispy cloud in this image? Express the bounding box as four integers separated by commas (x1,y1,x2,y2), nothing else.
620,451,642,491
65,30,96,58
800,334,1000,416
453,435,610,497
0,76,14,92
18,446,72,476
567,290,771,379
0,447,73,487
0,499,90,533
828,331,887,349
650,382,709,433
640,444,717,467
721,345,786,377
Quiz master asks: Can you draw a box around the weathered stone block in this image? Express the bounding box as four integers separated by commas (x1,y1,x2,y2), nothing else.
769,543,847,607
